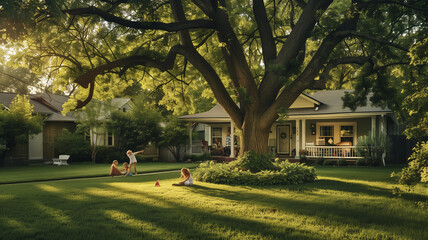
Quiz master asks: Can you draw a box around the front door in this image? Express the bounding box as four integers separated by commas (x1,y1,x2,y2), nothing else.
277,125,290,154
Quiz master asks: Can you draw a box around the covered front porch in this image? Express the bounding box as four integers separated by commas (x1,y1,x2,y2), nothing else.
185,113,390,160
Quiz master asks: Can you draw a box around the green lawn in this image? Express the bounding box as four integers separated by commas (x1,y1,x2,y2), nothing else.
0,162,200,184
0,165,427,240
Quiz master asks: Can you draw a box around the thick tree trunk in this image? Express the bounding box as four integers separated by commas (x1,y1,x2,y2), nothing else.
239,113,271,155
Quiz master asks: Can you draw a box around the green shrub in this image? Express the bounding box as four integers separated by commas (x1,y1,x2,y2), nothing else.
356,131,391,166
54,129,91,162
337,159,348,166
323,159,337,166
193,159,316,185
96,147,125,163
315,157,325,165
230,151,276,173
356,159,367,166
392,141,428,185
184,152,212,162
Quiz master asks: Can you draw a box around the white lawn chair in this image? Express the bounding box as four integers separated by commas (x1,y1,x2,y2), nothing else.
52,155,70,166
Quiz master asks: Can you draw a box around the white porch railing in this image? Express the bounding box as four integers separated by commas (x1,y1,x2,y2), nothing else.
305,146,362,159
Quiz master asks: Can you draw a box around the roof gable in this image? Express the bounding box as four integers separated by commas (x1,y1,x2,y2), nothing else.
289,94,321,108
180,90,392,121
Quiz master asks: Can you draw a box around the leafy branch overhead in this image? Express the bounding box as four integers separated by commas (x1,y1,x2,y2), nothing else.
1,0,427,154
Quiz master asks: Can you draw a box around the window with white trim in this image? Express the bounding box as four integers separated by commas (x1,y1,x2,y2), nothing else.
316,122,357,146
319,125,334,145
340,125,354,144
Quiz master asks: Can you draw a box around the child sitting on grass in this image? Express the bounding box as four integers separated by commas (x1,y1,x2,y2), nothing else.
172,168,193,186
110,160,122,176
122,162,132,177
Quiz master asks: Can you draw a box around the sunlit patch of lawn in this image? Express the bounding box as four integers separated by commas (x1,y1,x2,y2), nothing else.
0,162,199,184
0,166,426,239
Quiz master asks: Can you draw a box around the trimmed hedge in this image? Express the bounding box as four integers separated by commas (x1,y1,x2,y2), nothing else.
323,159,337,166
193,160,316,185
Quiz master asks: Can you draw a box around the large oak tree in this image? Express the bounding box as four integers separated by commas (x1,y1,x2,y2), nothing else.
1,0,427,155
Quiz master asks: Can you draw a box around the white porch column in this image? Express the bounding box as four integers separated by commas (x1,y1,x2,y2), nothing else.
230,121,235,158
295,119,300,158
380,114,387,166
302,119,306,150
188,122,193,154
371,116,376,138
208,126,212,146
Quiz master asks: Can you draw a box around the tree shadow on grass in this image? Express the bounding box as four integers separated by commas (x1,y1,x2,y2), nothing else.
186,182,428,239
248,178,427,202
101,184,321,240
0,180,320,240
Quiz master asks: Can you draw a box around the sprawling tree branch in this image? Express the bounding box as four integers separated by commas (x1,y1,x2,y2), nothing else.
74,46,182,88
64,6,215,31
375,0,428,12
170,0,243,127
311,56,371,89
261,15,360,127
205,5,259,113
253,0,276,65
258,0,333,110
339,30,409,51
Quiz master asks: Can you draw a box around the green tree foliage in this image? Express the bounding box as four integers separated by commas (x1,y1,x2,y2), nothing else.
159,117,188,162
399,37,428,140
0,94,42,165
392,141,428,185
54,129,90,162
106,100,162,152
1,0,427,157
391,36,428,185
75,101,109,163
0,65,42,94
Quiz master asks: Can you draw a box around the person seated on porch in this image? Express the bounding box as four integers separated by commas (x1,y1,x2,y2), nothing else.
201,140,208,152
110,160,122,176
214,138,225,155
224,128,231,156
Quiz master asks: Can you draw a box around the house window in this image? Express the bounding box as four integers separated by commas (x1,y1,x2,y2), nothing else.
107,131,114,146
316,122,357,146
340,125,354,144
320,125,334,145
212,127,222,146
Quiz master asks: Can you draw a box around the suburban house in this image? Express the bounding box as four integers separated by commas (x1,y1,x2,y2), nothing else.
0,92,76,165
179,90,400,161
0,94,162,165
87,98,133,148
87,98,160,160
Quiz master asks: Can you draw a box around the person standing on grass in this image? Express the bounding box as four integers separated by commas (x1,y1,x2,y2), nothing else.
122,162,132,176
126,149,144,175
172,168,193,186
110,160,122,176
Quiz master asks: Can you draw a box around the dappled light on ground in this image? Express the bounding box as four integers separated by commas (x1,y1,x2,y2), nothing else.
36,184,62,193
2,218,33,233
33,202,71,224
104,210,173,239
0,169,426,239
